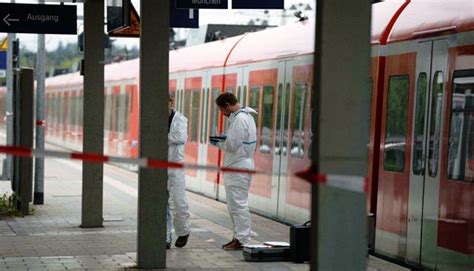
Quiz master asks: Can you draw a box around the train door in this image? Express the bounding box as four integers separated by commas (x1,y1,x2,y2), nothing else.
273,60,293,220
407,40,448,267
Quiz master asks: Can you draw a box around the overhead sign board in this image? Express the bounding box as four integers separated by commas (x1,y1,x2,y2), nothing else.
107,0,130,33
171,0,199,28
232,0,284,9
0,3,77,35
176,0,228,9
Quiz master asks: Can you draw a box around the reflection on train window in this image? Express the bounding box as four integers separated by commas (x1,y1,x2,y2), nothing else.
448,73,474,182
249,86,260,129
191,90,200,142
210,88,220,137
383,75,409,172
291,83,307,158
260,86,274,154
413,73,428,175
428,71,444,177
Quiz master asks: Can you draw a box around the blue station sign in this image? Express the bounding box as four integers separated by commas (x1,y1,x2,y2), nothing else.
0,3,77,35
171,0,199,28
232,0,284,9
0,51,6,70
176,0,228,9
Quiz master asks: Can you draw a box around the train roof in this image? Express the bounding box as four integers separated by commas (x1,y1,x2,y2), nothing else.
170,35,242,73
44,0,474,88
387,0,474,43
226,21,315,66
46,59,140,89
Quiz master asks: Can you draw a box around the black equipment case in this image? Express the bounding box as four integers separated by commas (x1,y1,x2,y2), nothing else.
290,220,311,263
243,244,291,262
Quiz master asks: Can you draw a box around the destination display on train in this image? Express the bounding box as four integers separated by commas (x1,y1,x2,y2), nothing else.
176,0,228,9
0,3,76,34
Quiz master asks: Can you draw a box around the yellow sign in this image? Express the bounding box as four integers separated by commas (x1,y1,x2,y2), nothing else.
0,37,7,50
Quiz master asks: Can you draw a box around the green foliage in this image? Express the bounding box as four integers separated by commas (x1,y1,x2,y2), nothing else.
0,193,20,217
19,41,139,78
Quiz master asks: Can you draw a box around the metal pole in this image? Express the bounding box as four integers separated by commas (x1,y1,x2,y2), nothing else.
5,0,15,181
137,0,169,268
34,0,46,205
311,0,371,270
81,0,104,228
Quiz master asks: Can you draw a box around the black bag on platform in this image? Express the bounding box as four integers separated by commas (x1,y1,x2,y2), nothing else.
243,243,291,262
290,220,311,263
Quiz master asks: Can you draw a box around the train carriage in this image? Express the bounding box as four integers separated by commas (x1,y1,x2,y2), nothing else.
0,1,465,269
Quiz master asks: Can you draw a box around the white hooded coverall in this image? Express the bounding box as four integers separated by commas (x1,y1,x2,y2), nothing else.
217,107,257,245
167,110,191,241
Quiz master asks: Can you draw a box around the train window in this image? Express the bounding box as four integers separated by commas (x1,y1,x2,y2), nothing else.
428,71,444,177
129,86,134,114
70,95,75,127
123,93,129,133
243,86,247,107
191,90,200,142
275,84,283,154
226,87,234,93
448,72,474,182
59,93,64,127
55,94,60,125
383,75,409,172
249,86,260,128
67,94,72,127
114,93,120,132
78,93,83,126
118,93,125,133
291,83,308,158
210,88,220,137
275,83,291,155
236,86,241,103
260,86,274,154
413,73,428,175
184,90,191,121
104,92,112,131
200,88,208,143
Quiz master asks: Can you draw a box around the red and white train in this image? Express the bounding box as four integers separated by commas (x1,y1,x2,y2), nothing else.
0,0,472,269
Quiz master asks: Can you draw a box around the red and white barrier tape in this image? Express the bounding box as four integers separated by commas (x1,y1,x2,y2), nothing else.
0,145,367,194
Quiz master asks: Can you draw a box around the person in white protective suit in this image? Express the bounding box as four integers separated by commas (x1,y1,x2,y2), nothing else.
211,92,257,250
167,92,191,249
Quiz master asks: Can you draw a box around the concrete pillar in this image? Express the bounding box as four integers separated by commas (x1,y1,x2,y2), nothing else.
311,0,371,270
137,0,169,268
34,0,46,204
17,68,34,215
81,0,104,228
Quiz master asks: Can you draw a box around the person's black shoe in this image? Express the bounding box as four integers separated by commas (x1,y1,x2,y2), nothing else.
166,242,171,250
175,234,189,248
